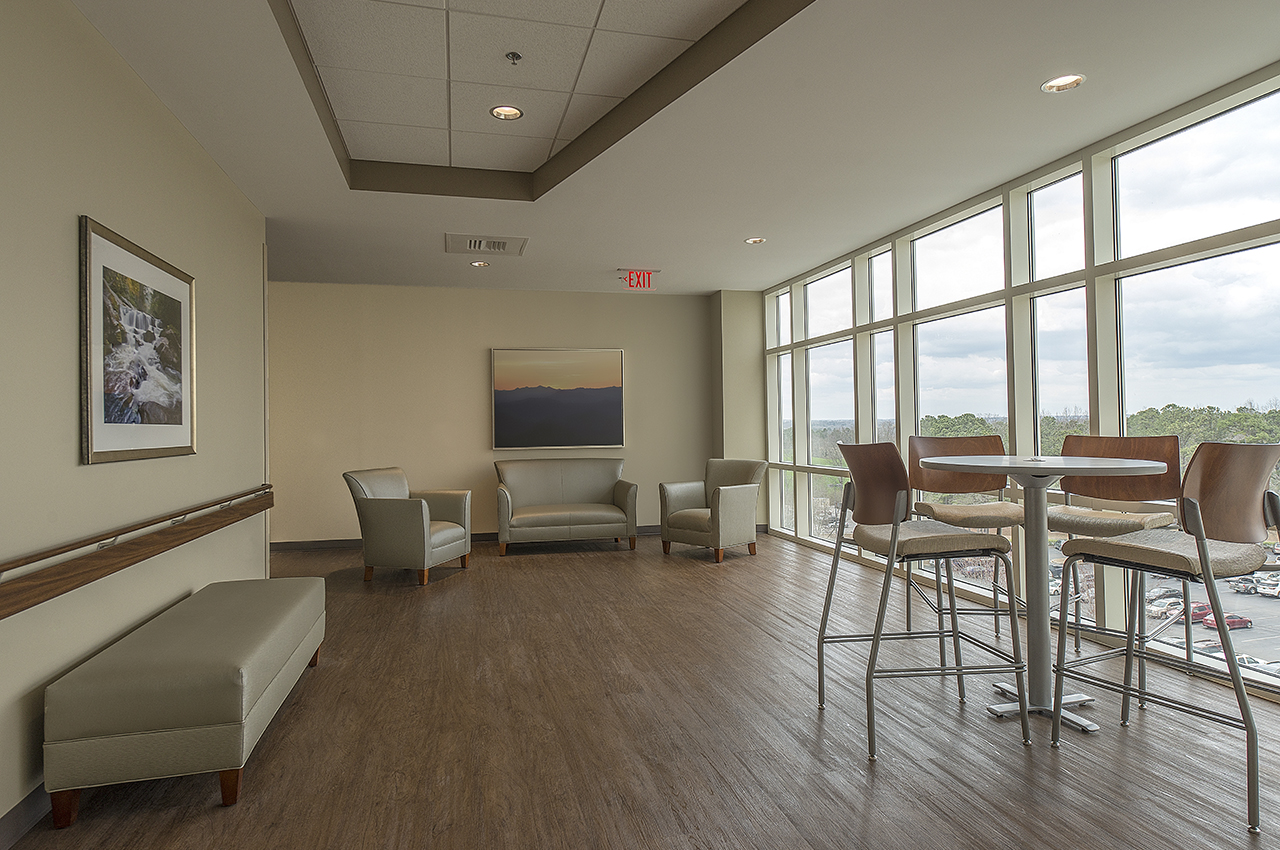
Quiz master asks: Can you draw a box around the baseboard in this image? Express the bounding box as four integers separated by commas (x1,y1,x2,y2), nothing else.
0,785,49,850
270,539,361,551
268,524,760,551
270,526,685,550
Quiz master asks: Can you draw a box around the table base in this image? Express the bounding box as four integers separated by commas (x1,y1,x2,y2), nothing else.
987,682,1099,733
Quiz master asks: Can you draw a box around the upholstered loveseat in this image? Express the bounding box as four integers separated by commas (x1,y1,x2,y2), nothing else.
494,458,637,555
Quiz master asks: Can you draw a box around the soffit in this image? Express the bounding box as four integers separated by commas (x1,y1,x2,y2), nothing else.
278,0,776,199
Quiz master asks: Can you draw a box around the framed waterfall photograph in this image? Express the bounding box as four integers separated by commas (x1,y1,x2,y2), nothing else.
80,216,195,464
492,348,623,449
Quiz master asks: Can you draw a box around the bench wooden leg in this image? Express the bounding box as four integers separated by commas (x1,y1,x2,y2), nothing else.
50,789,80,829
615,537,621,543
220,768,242,806
629,536,637,550
748,542,757,555
499,542,507,556
460,553,469,569
417,569,428,586
363,565,373,582
714,548,725,563
662,541,670,554
309,645,320,667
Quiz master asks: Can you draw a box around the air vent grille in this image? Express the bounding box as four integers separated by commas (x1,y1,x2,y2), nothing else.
445,233,528,256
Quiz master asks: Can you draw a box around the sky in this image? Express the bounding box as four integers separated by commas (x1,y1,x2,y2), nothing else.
796,86,1280,424
493,349,621,392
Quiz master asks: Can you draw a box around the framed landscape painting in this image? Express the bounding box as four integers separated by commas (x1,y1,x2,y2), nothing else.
81,216,195,463
492,349,623,449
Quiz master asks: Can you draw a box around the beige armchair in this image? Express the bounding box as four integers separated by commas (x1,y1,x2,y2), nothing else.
343,467,471,585
660,459,767,562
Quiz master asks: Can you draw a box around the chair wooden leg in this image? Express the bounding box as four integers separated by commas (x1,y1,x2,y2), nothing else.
499,542,507,556
309,645,320,667
714,548,724,563
748,542,757,555
459,553,469,568
629,536,637,550
615,537,621,542
50,789,80,829
363,565,373,582
219,768,242,806
662,540,670,554
417,569,428,586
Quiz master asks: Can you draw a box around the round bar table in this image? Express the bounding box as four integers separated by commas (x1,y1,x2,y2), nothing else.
918,454,1166,732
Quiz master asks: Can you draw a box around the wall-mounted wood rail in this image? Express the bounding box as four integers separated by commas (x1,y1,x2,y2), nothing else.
0,485,273,622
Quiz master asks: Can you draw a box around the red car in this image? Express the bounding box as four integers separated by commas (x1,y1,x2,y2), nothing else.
1203,612,1253,630
1169,602,1212,623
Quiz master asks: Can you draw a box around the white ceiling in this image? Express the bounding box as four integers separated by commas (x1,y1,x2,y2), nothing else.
291,0,747,172
68,0,1280,296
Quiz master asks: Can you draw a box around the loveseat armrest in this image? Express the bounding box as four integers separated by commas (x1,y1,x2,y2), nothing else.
354,497,428,569
496,483,514,543
414,489,471,535
614,479,638,536
711,483,761,548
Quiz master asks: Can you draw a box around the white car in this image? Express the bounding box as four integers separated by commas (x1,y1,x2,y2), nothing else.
1257,575,1280,598
1147,598,1185,618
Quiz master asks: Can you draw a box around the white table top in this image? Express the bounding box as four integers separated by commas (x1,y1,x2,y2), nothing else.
919,454,1165,482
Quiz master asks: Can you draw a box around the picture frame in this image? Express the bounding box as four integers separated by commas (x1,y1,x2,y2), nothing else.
81,216,195,463
492,348,623,449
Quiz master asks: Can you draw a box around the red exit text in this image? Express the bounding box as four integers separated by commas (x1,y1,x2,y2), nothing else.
623,270,654,289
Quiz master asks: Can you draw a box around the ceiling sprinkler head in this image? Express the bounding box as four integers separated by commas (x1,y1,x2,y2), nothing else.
506,52,522,66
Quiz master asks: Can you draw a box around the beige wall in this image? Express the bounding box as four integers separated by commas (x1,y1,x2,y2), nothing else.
268,283,730,539
0,0,267,829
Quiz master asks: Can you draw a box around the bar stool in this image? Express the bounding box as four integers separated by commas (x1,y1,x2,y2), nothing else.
1047,435,1181,652
817,442,1030,758
909,435,1024,640
1051,441,1280,832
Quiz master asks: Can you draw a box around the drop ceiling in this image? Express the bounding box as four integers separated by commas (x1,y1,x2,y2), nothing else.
274,0,810,200
66,0,1280,295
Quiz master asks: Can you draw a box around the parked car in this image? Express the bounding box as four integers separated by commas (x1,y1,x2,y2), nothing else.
1169,602,1212,623
1147,598,1185,618
1048,579,1062,596
1258,575,1280,598
1203,612,1253,630
1204,651,1265,667
1230,576,1262,594
1146,586,1183,603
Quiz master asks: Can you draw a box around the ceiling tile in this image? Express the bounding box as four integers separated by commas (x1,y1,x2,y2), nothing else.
447,0,603,28
550,138,571,158
574,29,691,98
451,82,571,138
292,0,447,79
450,131,554,172
341,120,450,166
597,0,744,40
379,0,445,7
319,66,448,127
449,12,591,92
557,92,622,140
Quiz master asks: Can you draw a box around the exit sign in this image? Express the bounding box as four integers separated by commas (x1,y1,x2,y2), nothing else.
618,269,660,290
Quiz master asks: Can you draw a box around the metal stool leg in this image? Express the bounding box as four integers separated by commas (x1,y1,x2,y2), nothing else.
816,483,853,710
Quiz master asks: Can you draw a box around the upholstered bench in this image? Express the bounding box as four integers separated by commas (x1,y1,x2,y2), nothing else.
43,577,325,828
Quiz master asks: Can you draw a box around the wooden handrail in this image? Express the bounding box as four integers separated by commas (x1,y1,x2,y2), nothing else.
0,485,273,622
0,485,271,575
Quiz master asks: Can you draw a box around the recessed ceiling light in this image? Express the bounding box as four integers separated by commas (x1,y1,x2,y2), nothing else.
1041,74,1086,93
491,105,523,120
744,237,766,245
470,260,489,267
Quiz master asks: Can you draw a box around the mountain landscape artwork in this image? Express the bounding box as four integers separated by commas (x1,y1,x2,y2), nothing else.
493,349,623,448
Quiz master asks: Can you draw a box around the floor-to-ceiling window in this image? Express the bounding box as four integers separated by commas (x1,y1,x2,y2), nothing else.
765,72,1280,674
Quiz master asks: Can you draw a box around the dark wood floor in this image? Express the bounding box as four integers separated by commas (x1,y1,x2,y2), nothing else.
15,535,1280,849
